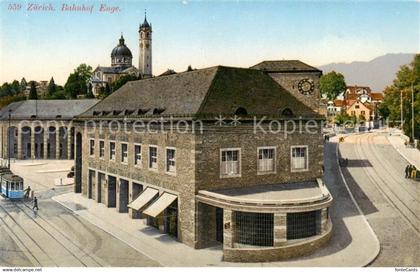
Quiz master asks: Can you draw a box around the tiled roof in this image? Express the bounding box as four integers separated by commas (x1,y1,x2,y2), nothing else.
346,86,373,94
250,60,321,73
79,66,320,119
333,100,344,107
0,100,99,120
371,92,384,101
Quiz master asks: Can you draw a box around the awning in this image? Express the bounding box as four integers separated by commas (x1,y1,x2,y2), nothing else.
143,192,177,217
127,187,159,211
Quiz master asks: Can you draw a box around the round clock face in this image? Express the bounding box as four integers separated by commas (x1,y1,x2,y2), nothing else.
298,78,315,95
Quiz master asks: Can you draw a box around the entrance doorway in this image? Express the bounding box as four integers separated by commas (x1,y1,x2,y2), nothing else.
97,172,105,203
119,179,129,213
74,132,82,193
216,207,224,243
107,175,117,208
131,182,143,219
164,200,178,238
88,170,95,199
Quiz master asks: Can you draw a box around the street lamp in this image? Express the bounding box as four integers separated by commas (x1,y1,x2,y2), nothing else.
8,109,12,169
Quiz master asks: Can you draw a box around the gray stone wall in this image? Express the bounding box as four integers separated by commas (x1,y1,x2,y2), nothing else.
78,122,197,247
268,72,321,113
195,123,324,191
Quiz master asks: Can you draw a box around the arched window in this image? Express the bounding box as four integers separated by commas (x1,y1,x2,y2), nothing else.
281,108,293,116
235,107,248,116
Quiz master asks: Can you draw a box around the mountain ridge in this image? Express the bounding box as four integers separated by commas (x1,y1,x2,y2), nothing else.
318,53,415,92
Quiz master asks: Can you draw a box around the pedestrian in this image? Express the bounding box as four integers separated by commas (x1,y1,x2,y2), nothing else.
405,165,410,178
412,166,417,179
33,196,39,211
24,186,31,198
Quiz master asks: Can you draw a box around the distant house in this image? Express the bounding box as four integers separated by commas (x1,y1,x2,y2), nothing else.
330,85,384,120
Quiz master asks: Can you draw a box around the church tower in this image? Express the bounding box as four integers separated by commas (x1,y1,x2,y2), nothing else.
139,12,152,78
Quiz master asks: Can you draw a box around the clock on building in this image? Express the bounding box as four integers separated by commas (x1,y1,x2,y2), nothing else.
297,78,315,95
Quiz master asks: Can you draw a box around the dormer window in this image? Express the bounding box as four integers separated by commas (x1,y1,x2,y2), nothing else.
235,107,248,116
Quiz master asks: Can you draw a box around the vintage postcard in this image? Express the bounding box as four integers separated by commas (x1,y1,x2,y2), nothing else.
0,0,419,270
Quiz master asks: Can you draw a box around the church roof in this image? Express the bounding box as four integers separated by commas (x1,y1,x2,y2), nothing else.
78,66,321,119
111,35,133,58
0,100,99,120
251,60,321,73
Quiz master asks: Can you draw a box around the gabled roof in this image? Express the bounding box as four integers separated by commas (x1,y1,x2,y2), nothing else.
346,86,373,94
250,60,321,73
0,100,99,120
79,66,320,119
371,92,384,101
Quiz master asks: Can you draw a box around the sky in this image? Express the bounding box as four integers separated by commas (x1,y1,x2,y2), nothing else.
0,0,419,85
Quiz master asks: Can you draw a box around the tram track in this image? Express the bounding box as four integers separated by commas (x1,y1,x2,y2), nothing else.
0,199,105,267
0,202,57,266
15,201,106,266
365,133,419,201
353,133,419,235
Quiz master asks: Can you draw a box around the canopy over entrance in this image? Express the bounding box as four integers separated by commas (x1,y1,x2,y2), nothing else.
128,187,158,211
143,192,177,217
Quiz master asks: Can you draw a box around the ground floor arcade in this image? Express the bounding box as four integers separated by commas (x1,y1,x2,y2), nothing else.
0,121,75,160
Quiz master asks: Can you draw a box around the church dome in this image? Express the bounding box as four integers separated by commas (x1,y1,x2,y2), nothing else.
111,35,133,58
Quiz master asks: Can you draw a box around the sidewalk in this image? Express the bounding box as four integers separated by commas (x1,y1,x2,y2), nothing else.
53,187,379,266
387,130,420,169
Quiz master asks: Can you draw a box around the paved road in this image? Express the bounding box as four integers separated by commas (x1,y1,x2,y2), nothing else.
0,162,160,267
339,132,420,266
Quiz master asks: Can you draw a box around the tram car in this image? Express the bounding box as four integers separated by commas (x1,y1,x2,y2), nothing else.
0,171,24,199
0,166,13,195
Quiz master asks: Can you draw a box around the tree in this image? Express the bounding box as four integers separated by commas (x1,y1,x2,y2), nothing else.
28,81,38,100
47,77,57,97
64,64,92,98
380,54,420,141
111,74,137,92
320,71,347,101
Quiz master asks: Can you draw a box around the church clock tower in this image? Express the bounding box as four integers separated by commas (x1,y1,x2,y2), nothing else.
139,12,152,78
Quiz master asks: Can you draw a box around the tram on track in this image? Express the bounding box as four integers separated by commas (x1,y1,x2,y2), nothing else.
0,168,24,199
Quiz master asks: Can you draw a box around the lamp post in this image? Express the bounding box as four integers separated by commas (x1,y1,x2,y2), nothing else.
400,89,404,129
8,109,12,169
411,81,415,144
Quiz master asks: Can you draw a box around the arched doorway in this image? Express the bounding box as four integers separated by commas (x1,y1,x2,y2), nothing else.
21,126,31,159
58,127,68,159
34,126,44,159
7,127,18,158
47,127,56,159
75,132,82,193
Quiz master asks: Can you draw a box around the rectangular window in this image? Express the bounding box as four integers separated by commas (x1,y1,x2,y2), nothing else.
121,143,128,163
220,148,241,177
166,148,176,174
149,146,158,170
89,139,95,156
134,144,142,166
109,141,116,161
257,147,275,174
99,140,105,158
291,146,308,172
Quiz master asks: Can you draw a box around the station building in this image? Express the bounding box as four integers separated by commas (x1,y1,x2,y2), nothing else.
73,63,332,262
0,100,98,161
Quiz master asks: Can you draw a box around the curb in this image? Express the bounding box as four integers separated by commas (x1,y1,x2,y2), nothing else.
335,136,381,267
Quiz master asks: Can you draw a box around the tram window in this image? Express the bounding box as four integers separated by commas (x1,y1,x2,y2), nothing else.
11,182,15,190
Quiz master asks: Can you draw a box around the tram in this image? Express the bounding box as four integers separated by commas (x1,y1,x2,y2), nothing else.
0,169,24,199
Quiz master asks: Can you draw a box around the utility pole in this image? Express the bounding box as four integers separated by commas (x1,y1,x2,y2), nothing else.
411,81,415,144
400,89,404,129
8,109,11,169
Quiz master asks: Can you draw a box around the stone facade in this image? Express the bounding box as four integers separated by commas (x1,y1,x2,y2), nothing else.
74,63,332,262
268,72,321,113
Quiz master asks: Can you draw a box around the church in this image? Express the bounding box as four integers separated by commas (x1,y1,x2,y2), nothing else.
89,14,152,97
